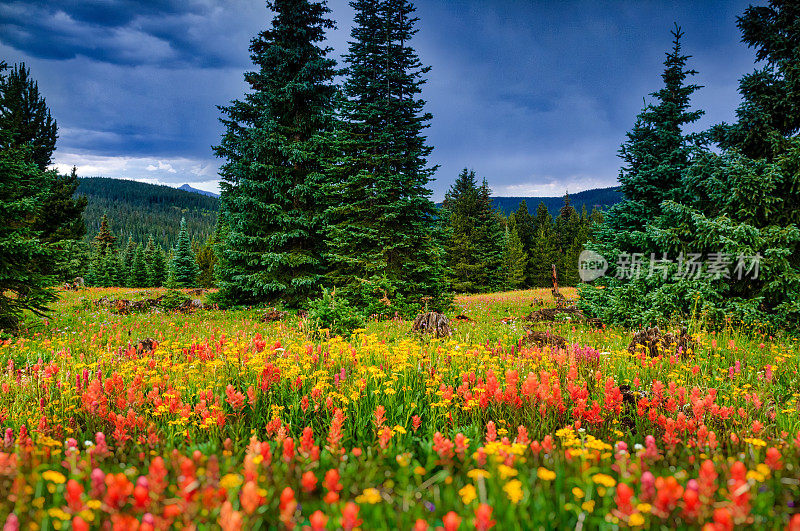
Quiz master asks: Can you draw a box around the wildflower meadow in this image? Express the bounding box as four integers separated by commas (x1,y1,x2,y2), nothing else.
1,288,799,530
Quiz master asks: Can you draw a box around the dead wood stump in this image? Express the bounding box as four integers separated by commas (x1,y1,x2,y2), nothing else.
628,327,695,357
412,312,451,338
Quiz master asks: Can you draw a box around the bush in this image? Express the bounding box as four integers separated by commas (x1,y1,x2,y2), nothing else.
307,288,364,337
158,290,192,312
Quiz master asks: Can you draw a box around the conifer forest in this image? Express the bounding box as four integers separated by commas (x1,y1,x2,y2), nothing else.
1,1,800,529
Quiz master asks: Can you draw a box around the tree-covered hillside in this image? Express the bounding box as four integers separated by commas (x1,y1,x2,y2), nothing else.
76,177,218,249
490,186,622,216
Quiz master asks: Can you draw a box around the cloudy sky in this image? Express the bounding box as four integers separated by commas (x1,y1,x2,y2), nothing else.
1,0,759,199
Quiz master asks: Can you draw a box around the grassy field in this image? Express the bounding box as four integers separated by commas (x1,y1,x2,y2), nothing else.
1,287,799,529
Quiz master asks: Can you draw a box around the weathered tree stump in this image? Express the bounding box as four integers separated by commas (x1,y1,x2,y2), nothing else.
521,329,567,350
412,312,451,338
628,327,695,357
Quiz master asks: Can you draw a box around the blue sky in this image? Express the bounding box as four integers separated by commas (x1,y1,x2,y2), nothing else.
0,0,758,200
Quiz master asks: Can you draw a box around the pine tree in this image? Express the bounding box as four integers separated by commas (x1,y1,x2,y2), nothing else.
528,204,558,287
170,218,199,288
475,178,506,291
442,169,483,292
325,0,450,313
607,26,703,239
504,214,528,289
1,63,85,281
196,235,217,288
129,244,149,288
119,236,135,287
0,136,55,332
214,0,338,307
711,1,800,160
143,237,167,287
0,63,57,171
514,201,535,268
36,167,87,245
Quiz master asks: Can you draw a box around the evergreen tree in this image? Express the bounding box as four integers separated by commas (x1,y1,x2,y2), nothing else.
0,137,55,332
214,0,338,307
475,178,506,291
555,194,582,285
528,211,558,288
325,0,450,313
0,63,57,171
442,169,484,292
196,234,217,288
143,237,167,287
514,201,535,270
711,1,800,160
504,214,527,289
36,167,87,245
119,236,135,287
170,218,199,287
129,244,149,288
606,26,703,240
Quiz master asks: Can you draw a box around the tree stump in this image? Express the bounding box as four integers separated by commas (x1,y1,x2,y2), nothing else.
412,312,451,338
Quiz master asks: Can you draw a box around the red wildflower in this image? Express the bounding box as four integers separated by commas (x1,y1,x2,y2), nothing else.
474,504,496,530
443,511,462,531
309,510,328,531
341,502,362,531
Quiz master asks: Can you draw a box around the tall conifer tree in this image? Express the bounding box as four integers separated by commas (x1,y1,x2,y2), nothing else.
325,0,449,313
214,0,337,306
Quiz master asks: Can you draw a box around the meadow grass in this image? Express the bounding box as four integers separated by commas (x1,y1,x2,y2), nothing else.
0,287,798,529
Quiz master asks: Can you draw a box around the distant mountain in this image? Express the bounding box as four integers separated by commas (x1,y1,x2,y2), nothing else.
179,184,220,198
76,177,219,249
491,186,622,216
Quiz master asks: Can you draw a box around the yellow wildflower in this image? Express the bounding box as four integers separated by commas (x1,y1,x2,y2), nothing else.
503,480,524,504
592,473,616,488
356,488,382,504
459,484,477,504
41,471,67,484
537,467,556,481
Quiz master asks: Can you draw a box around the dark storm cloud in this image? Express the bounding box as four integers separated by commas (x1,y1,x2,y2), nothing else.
0,0,255,67
0,0,764,197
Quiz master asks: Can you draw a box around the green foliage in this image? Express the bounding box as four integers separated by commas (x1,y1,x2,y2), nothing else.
170,218,199,288
324,0,451,314
441,170,506,293
0,62,57,171
0,139,56,332
307,288,365,337
129,244,149,288
77,177,217,250
195,234,217,288
158,290,192,312
504,215,527,289
214,0,337,308
582,16,800,330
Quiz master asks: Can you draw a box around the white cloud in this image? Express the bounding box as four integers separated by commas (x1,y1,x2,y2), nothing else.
146,160,178,173
51,152,220,189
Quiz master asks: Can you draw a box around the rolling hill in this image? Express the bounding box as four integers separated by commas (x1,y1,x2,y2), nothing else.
76,177,219,249
75,178,622,250
491,187,622,216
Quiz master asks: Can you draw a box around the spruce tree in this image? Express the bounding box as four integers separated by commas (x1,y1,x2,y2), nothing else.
514,201,535,270
0,63,57,171
196,235,217,288
504,214,528,289
37,166,87,245
214,0,337,307
170,218,199,288
606,26,703,240
529,209,558,288
325,0,450,313
0,137,55,332
442,169,484,292
129,244,149,288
